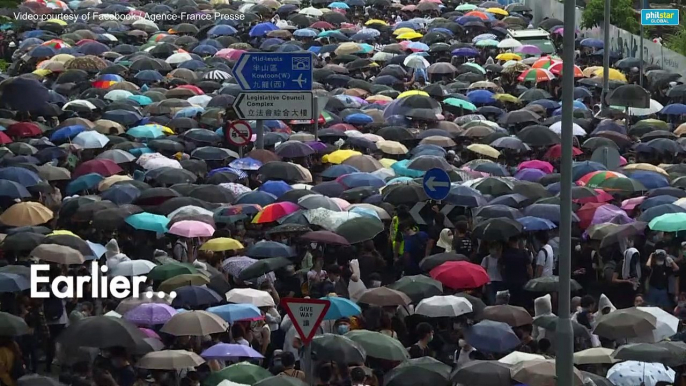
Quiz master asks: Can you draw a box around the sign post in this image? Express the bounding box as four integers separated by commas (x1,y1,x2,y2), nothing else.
282,298,330,385
422,168,451,201
225,120,253,158
231,52,314,149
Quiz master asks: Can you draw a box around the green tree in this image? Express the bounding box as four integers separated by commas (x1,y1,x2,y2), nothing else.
665,26,686,56
581,0,640,34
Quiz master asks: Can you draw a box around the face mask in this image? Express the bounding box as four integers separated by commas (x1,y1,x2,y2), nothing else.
337,325,349,335
428,334,434,342
656,260,665,266
371,280,381,288
453,323,461,330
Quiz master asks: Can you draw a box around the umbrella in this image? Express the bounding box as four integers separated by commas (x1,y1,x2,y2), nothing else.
345,330,409,361
124,303,177,326
357,287,411,306
385,357,451,386
335,217,384,244
226,288,275,307
57,316,146,349
160,310,229,336
573,347,617,365
207,304,262,324
452,361,511,386
387,275,443,303
415,295,472,318
607,361,675,386
321,297,361,320
463,320,520,353
204,362,272,386
429,261,489,289
311,334,366,363
524,276,582,292
201,343,264,360
483,305,533,327
511,360,585,386
593,308,657,339
137,350,205,370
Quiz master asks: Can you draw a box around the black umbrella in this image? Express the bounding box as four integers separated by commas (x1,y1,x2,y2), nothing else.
245,241,296,259
517,125,561,147
524,276,582,292
472,218,523,241
606,84,650,108
238,256,292,281
451,361,511,386
57,316,147,349
311,334,366,363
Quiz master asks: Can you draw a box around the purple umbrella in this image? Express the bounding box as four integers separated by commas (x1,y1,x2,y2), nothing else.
305,141,329,153
514,168,546,182
124,303,177,325
200,343,264,360
590,204,634,226
514,45,542,55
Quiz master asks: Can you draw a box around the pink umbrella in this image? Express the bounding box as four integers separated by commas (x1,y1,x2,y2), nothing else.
518,160,554,174
331,197,351,210
621,196,646,211
215,48,246,61
139,328,161,339
168,220,215,238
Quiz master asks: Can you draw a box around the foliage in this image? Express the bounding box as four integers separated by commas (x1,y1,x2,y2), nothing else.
664,26,686,56
581,0,640,34
0,60,7,73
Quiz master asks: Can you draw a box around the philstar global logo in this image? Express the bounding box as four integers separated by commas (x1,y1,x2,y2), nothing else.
641,9,679,26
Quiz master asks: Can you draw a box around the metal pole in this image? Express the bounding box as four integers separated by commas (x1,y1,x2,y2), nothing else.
305,344,314,386
313,96,319,141
601,0,611,105
556,0,575,384
639,24,644,87
255,120,264,149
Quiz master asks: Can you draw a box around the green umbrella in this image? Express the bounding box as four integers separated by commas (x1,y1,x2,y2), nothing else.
597,177,646,194
443,98,477,112
456,3,477,10
345,330,409,361
335,217,384,244
203,362,271,386
385,357,451,386
147,261,198,281
387,275,443,303
0,312,30,336
255,375,308,386
649,212,686,232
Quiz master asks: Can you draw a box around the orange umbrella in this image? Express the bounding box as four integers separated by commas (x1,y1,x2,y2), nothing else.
464,11,490,20
548,62,584,77
532,57,559,69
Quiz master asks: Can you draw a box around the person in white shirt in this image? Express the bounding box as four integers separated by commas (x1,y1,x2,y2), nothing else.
535,232,554,278
454,339,476,368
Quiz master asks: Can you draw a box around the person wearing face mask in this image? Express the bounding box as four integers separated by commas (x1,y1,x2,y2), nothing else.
454,339,476,368
645,249,679,310
334,319,350,335
408,323,434,359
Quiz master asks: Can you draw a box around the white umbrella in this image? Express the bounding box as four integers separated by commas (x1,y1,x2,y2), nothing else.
415,296,472,317
497,38,522,49
167,205,215,219
498,351,545,365
109,260,157,276
607,361,675,386
629,307,679,343
73,131,110,149
572,347,617,365
299,6,322,16
304,208,360,230
218,381,249,386
226,288,275,307
166,52,193,64
64,99,96,110
625,99,664,116
549,121,586,136
403,55,430,69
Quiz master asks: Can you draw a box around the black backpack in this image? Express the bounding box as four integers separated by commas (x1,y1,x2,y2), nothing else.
44,297,64,322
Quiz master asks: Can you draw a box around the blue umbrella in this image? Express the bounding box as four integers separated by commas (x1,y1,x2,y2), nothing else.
463,320,520,353
174,106,205,118
207,167,247,180
199,39,222,48
229,157,263,171
660,103,686,115
101,184,140,205
0,180,30,199
0,77,51,112
260,38,284,49
134,70,164,82
192,44,218,55
321,296,361,320
391,159,425,178
572,161,607,181
528,99,560,110
245,240,296,259
207,304,261,323
66,173,104,195
338,173,386,189
125,212,169,233
0,273,30,292
249,22,279,37
629,171,670,189
102,110,142,126
208,25,238,37
28,45,56,58
128,95,153,106
467,90,495,104
311,181,346,197
171,285,223,308
276,44,304,53
235,191,277,206
639,195,678,210
294,28,318,38
489,193,529,207
259,180,292,197
19,38,44,49
0,167,42,187
328,1,349,7
393,21,420,29
452,47,480,57
408,42,429,51
516,216,557,231
637,204,686,223
321,164,360,179
351,32,376,41
126,126,164,139
178,60,207,70
580,38,603,48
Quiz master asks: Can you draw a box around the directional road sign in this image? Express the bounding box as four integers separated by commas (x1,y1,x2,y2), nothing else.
233,92,313,120
423,168,451,201
232,52,314,91
225,120,252,146
282,298,330,345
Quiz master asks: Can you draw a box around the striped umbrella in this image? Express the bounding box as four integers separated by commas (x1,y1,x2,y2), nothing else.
517,68,555,83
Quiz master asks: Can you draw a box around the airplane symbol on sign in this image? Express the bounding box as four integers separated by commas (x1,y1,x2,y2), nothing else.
293,74,306,88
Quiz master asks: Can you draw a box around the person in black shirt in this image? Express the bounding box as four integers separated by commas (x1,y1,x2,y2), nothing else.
644,250,679,309
408,322,434,359
452,220,474,260
500,237,533,308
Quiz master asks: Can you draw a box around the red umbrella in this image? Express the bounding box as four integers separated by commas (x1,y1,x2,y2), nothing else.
6,122,41,138
175,85,204,95
73,159,123,179
0,132,12,145
311,21,335,29
300,230,350,246
544,144,582,160
576,202,608,229
429,261,489,290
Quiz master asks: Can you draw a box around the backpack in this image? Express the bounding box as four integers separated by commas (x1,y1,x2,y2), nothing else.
44,297,64,322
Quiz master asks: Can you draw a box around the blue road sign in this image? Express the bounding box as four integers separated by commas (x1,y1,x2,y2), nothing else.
232,52,313,91
422,168,451,201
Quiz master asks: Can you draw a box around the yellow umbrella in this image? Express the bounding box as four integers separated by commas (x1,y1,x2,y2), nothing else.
392,27,415,36
593,68,627,82
582,66,602,77
145,123,174,135
636,118,669,130
32,69,52,77
397,90,429,99
379,158,398,168
486,7,508,15
99,175,133,191
675,123,686,136
365,19,388,25
622,163,668,176
47,230,80,238
200,237,245,252
467,144,501,159
396,32,423,40
496,53,521,61
323,150,362,164
377,140,409,155
494,93,519,103
0,202,53,227
51,54,75,63
46,18,68,26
